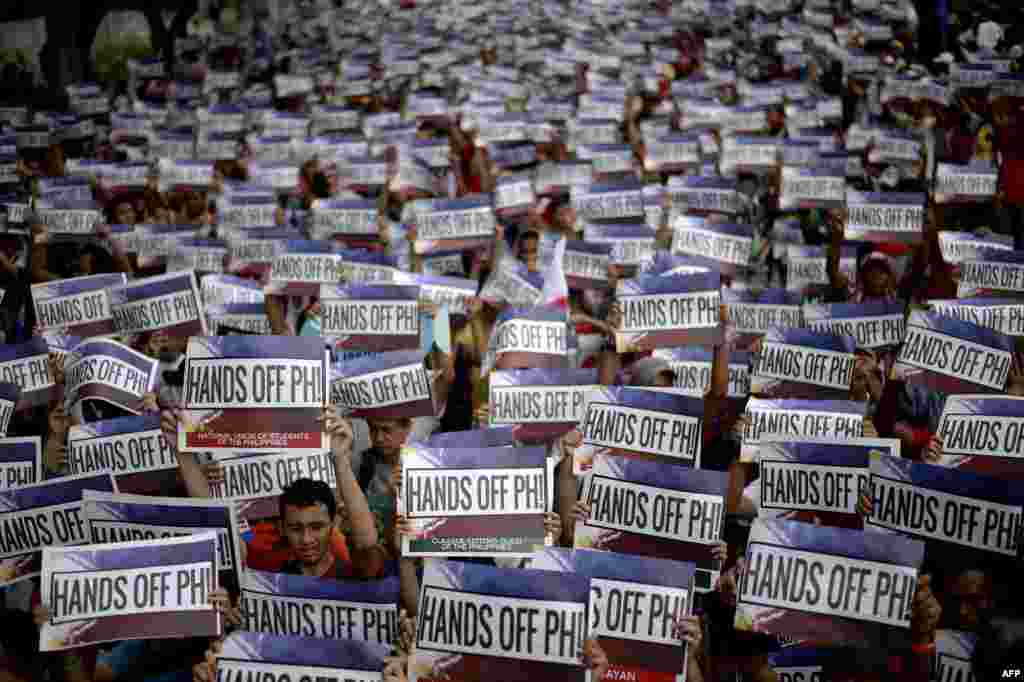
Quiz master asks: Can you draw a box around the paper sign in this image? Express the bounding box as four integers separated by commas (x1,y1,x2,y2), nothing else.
803,302,906,349
82,490,242,585
0,473,117,586
217,632,389,682
576,454,726,590
181,336,328,453
741,399,868,462
320,284,420,352
576,387,704,472
616,271,722,351
32,274,127,339
671,217,753,276
868,453,1023,560
736,518,924,646
64,339,158,415
723,288,804,349
893,311,1013,394
398,445,552,558
40,533,220,651
751,328,857,399
412,560,589,682
532,548,694,682
210,450,337,523
109,271,207,337
489,368,598,441
240,570,399,646
67,414,175,495
0,436,41,491
845,191,924,244
331,350,435,419
0,337,57,410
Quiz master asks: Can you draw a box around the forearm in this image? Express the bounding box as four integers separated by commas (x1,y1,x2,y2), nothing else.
335,457,378,549
598,348,620,386
31,245,59,282
176,452,212,498
557,458,577,545
399,558,419,617
265,295,290,335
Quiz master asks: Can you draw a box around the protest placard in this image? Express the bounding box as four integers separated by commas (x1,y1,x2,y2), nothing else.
266,240,342,297
867,452,1024,562
958,250,1024,299
0,436,41,491
934,630,976,682
181,336,328,453
419,427,517,450
741,399,868,462
652,347,752,400
210,450,337,522
671,217,753,277
615,272,722,351
937,231,1013,266
779,167,845,210
319,284,421,352
489,368,598,441
576,454,726,595
0,337,57,409
534,548,694,682
395,274,476,317
32,273,127,339
0,472,116,586
535,161,594,195
225,227,296,273
723,288,805,350
109,271,207,337
479,258,544,306
928,298,1024,337
751,328,858,400
575,387,704,473
934,162,998,204
67,414,175,494
63,339,159,415
217,632,390,682
40,532,220,651
571,180,645,221
399,445,553,558
720,135,780,175
803,301,906,349
768,645,829,682
240,570,399,645
893,311,1013,394
937,394,1024,481
331,350,435,419
36,202,104,235
309,198,379,241
584,223,657,268
736,518,924,646
665,175,743,215
785,244,858,297
641,251,714,278
844,191,925,243
756,440,879,529
564,241,612,290
489,306,571,370
413,195,496,255
208,303,273,336
412,559,589,682
0,382,17,434
337,249,401,284
201,274,265,307
83,489,242,585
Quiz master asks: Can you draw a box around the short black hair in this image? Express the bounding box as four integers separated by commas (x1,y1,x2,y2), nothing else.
279,478,336,520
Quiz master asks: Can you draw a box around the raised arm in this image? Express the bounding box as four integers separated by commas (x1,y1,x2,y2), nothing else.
324,408,378,550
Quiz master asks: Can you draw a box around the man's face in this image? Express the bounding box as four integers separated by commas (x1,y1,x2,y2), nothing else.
282,503,333,567
368,419,411,456
114,201,136,225
947,569,991,632
519,236,539,271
